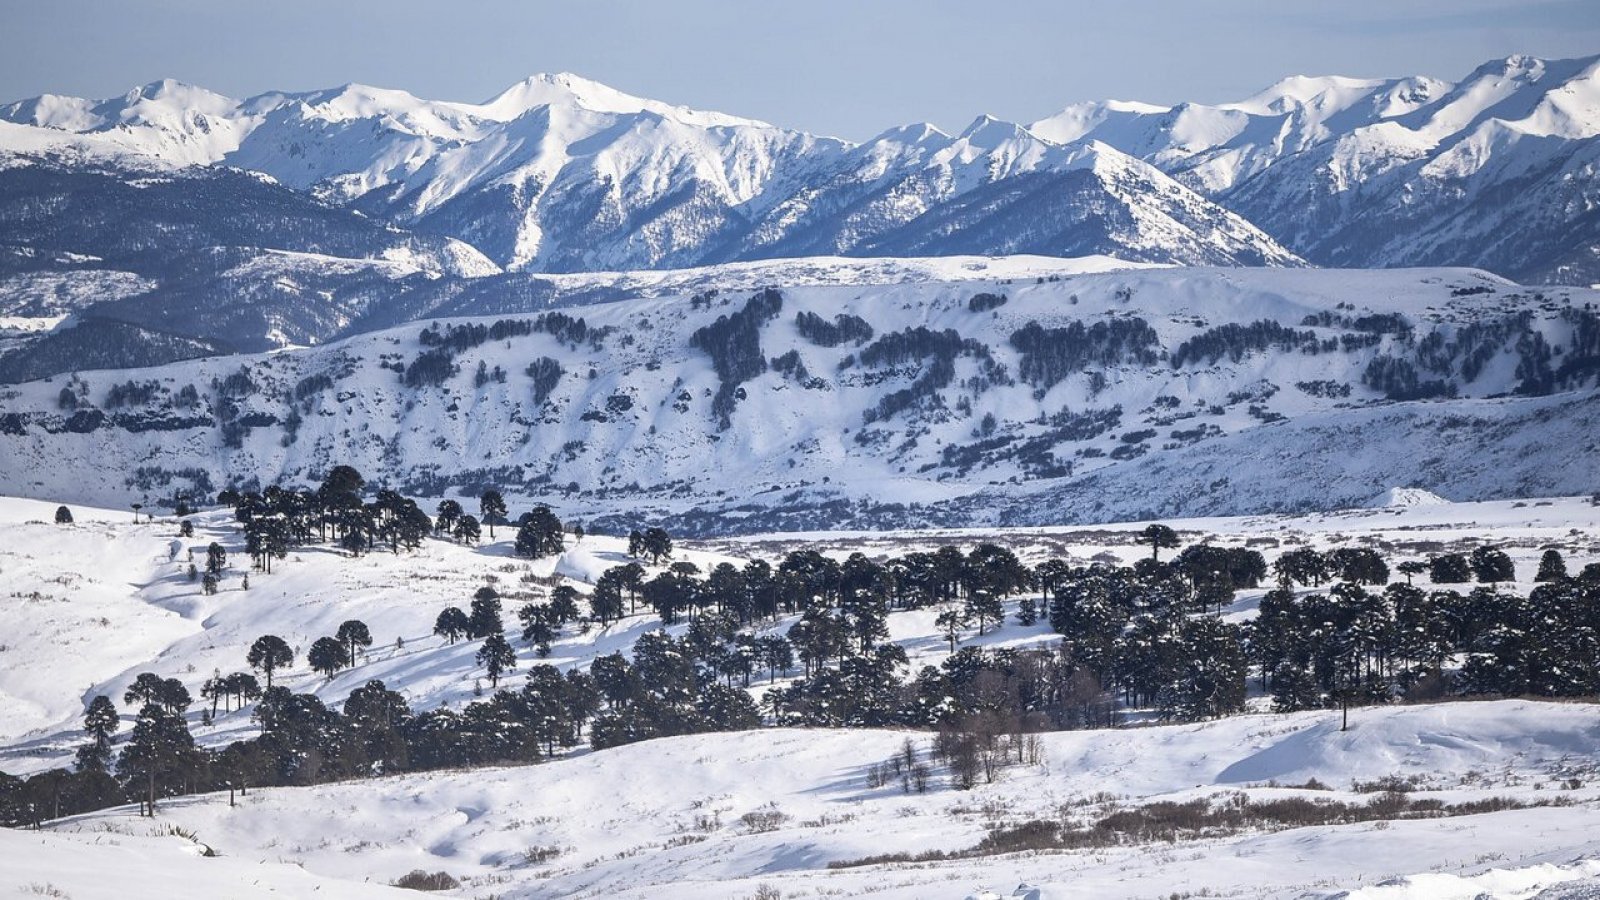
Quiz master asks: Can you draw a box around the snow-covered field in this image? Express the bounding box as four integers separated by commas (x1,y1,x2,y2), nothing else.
0,490,1598,897
10,702,1600,899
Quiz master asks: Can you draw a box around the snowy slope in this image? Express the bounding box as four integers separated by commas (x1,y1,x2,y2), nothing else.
0,265,1595,532
12,702,1600,899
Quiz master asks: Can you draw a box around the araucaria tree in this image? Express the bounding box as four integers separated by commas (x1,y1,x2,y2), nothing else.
336,619,373,662
247,634,294,688
1136,523,1181,562
434,606,470,644
477,633,517,687
308,636,351,679
479,489,507,539
514,507,565,559
117,703,198,816
75,696,120,773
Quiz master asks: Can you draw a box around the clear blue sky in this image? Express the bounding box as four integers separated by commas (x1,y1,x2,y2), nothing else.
2,0,1594,139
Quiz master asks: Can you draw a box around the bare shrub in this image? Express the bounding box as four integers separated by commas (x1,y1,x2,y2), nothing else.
740,806,790,834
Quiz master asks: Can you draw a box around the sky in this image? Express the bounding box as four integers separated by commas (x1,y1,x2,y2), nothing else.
1,0,1595,140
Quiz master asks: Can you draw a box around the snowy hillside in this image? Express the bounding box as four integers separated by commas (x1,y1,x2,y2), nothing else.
0,265,1596,531
2,491,1600,898
12,703,1600,900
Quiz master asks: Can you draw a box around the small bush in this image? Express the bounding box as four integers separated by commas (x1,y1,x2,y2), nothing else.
740,807,790,834
522,845,563,865
392,870,460,891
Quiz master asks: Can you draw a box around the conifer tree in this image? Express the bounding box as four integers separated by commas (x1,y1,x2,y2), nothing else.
477,633,516,687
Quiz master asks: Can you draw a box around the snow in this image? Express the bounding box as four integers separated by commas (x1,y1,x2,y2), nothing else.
0,826,413,898
13,701,1600,899
1366,487,1451,509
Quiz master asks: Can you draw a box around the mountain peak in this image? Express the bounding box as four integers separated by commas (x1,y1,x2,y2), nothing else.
1226,73,1388,115
466,72,766,129
957,114,1036,148
115,78,237,112
868,121,951,146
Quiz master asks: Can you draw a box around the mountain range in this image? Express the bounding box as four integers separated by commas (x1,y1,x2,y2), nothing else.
0,53,1596,380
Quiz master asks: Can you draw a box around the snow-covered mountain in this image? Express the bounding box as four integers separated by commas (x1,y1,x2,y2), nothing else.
3,54,1594,285
1,265,1596,533
1,54,1594,376
0,73,1290,275
1033,54,1600,284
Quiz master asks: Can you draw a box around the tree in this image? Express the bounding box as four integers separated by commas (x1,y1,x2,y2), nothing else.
468,587,503,639
1016,595,1039,626
341,528,369,557
1275,548,1329,587
336,620,373,663
453,515,481,545
514,507,564,559
477,633,516,687
642,527,673,564
1430,553,1472,585
123,673,190,713
321,465,365,501
247,635,294,688
963,590,1004,636
434,607,470,644
1327,547,1390,586
1470,546,1515,584
936,607,969,652
201,572,219,595
435,499,463,535
179,519,194,538
1535,549,1568,583
756,635,794,682
308,636,350,679
479,489,507,540
117,703,198,816
1397,560,1428,585
75,696,120,774
54,506,73,525
590,572,626,625
548,585,582,625
518,604,555,657
205,542,227,576
1136,524,1181,562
